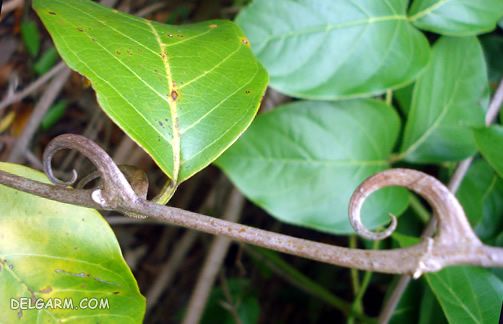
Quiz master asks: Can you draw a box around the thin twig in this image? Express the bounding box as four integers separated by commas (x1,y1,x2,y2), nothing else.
0,62,67,112
0,0,24,19
0,134,501,277
7,68,71,163
182,189,245,324
378,79,503,323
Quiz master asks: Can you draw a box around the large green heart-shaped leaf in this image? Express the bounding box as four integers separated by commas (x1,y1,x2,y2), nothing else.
236,0,430,100
216,100,409,234
409,0,503,36
400,36,487,163
33,0,268,183
0,162,145,323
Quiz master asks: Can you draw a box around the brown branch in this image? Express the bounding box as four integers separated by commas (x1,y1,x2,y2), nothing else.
377,78,503,323
0,134,501,277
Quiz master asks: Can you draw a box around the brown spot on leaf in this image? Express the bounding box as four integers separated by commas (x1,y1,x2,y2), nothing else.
113,291,120,295
241,37,250,47
171,90,178,101
245,90,251,94
77,27,84,32
116,50,121,55
39,286,53,294
48,11,57,15
158,121,163,127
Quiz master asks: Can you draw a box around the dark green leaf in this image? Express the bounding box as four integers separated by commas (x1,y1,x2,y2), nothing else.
394,83,414,116
457,159,503,241
481,34,503,84
400,36,487,163
201,278,260,324
473,126,503,178
41,100,68,130
389,279,423,324
409,0,503,36
418,285,448,324
426,267,503,324
34,0,268,183
217,99,408,234
34,47,59,75
236,0,430,100
0,162,145,322
20,20,41,57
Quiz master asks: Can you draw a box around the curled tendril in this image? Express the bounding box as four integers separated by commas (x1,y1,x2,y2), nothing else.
349,168,479,244
42,134,139,209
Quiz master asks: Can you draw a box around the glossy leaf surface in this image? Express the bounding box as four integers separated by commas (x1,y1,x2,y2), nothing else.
0,163,145,323
34,0,268,183
400,36,487,163
217,100,408,234
236,0,429,100
409,0,503,36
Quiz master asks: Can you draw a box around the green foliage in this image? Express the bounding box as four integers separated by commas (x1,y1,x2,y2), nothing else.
457,159,503,241
34,47,59,75
20,20,41,57
409,0,503,36
201,279,260,324
0,163,145,323
473,126,503,178
217,99,408,234
33,0,268,184
426,267,503,324
236,0,430,100
41,100,68,130
400,36,487,162
24,0,503,321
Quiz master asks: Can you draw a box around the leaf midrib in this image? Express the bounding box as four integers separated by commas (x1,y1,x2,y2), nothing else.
255,15,407,47
222,156,388,167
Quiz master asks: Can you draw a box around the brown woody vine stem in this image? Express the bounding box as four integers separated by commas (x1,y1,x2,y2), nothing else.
0,134,502,275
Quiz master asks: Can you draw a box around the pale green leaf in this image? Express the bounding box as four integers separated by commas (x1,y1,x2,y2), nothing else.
236,0,430,100
409,0,503,36
0,162,145,323
33,0,268,183
400,36,487,163
216,99,408,234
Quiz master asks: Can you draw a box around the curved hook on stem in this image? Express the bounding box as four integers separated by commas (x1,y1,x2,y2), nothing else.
349,168,480,244
43,134,139,209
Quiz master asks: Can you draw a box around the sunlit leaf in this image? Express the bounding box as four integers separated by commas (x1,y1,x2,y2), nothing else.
34,0,268,183
0,162,145,323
